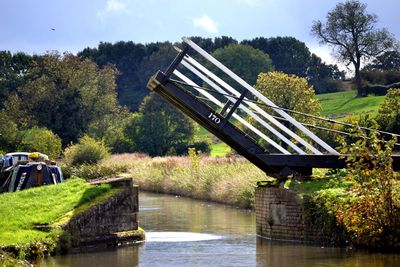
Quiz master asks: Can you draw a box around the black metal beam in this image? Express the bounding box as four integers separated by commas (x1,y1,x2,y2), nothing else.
219,89,248,129
164,45,189,80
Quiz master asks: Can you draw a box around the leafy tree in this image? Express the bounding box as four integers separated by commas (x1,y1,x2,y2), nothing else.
376,88,400,135
19,127,62,159
242,36,311,77
125,93,195,156
255,71,321,120
0,110,19,152
209,44,273,86
137,44,178,93
307,54,345,93
188,36,238,52
253,72,321,150
6,53,120,146
0,51,34,107
79,41,148,111
87,108,135,153
311,0,396,96
366,50,400,71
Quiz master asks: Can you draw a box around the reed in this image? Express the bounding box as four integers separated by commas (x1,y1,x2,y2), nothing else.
104,153,273,208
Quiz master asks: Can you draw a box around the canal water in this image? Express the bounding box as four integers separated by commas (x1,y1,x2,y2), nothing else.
42,192,400,267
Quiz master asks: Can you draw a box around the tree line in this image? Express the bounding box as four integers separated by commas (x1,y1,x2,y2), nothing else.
0,35,347,156
1,0,399,157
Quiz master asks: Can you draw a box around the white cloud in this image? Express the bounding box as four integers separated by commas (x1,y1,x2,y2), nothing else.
193,14,218,34
97,0,126,20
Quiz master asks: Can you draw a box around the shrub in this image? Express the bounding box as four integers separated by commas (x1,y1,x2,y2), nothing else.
64,135,109,166
18,127,62,159
62,164,128,180
376,88,400,135
337,127,400,248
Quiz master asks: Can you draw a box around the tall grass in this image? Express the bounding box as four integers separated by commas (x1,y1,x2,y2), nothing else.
103,153,273,208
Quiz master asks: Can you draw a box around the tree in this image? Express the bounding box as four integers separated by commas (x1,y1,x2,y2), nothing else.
376,88,400,135
0,51,34,108
87,108,135,154
253,72,321,150
125,93,195,156
255,71,321,121
209,44,273,86
0,110,19,152
6,53,120,146
311,0,396,97
242,36,311,77
307,54,346,93
19,127,62,159
366,50,400,71
79,41,148,111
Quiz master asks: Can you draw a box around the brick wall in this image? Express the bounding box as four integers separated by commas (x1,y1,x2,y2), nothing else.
255,186,331,244
62,178,140,249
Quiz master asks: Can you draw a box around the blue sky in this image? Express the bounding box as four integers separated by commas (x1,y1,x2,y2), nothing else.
1,0,399,68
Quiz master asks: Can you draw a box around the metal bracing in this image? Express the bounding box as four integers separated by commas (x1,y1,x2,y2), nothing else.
182,37,339,155
181,56,317,154
173,70,291,154
178,61,305,154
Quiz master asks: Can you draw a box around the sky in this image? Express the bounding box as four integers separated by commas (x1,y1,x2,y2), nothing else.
1,0,399,70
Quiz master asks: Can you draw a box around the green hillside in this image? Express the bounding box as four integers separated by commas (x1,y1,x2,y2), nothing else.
317,90,385,118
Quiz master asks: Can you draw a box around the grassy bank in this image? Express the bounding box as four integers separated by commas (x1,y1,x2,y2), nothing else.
102,153,273,208
317,90,385,118
0,178,117,261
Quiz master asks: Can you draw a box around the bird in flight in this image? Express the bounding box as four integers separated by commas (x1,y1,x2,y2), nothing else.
51,28,55,31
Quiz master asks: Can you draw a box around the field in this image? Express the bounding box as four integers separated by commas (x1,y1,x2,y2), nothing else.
317,90,385,118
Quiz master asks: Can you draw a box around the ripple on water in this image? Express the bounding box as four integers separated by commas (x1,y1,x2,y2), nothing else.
146,232,222,242
139,205,161,211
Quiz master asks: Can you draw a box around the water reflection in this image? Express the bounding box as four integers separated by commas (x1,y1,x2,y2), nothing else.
43,245,140,267
146,232,221,242
256,237,400,267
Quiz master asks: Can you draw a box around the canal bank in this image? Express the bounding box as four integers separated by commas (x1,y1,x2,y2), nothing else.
0,177,144,264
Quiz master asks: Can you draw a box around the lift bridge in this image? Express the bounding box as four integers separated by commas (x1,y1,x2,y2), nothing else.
147,37,400,179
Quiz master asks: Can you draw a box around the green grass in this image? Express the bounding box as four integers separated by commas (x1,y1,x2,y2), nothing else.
0,178,115,246
318,90,385,118
210,142,231,157
195,125,231,157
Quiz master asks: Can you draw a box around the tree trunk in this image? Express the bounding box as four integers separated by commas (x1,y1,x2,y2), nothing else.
355,60,365,97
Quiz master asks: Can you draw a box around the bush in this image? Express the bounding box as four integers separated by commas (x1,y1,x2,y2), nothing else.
312,78,344,94
61,164,128,180
189,141,211,154
18,127,62,159
360,69,400,85
337,127,400,248
376,88,400,135
64,135,109,166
